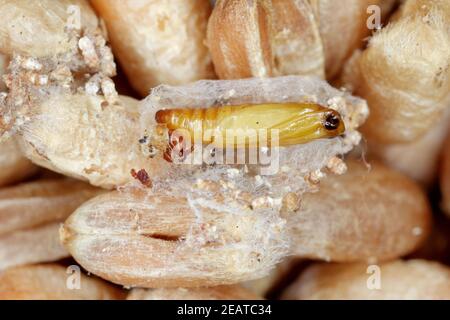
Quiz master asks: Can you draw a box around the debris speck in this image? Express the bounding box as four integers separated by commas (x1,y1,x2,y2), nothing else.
226,168,240,179
327,157,347,175
79,36,100,68
131,169,153,188
22,58,42,71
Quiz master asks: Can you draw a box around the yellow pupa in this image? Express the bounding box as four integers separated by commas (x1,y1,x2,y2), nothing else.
156,102,345,148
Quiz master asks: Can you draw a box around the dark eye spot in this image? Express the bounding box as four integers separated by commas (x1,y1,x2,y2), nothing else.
324,112,340,130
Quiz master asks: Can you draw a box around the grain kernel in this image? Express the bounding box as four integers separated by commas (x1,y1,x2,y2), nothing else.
207,0,325,79
127,285,261,300
91,0,215,96
282,260,450,300
0,137,37,187
0,223,69,271
285,160,432,262
15,94,171,189
0,0,99,58
0,179,102,235
341,0,450,143
0,264,124,300
61,189,288,288
208,0,396,80
0,179,103,270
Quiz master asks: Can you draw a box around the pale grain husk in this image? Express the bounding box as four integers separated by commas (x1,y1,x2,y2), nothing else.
0,137,37,187
91,0,215,96
0,0,116,139
369,109,450,185
0,179,102,235
282,260,450,300
286,159,432,262
207,0,325,79
16,94,170,189
0,264,124,300
127,285,261,300
60,158,430,287
0,223,68,271
0,179,103,270
341,0,450,143
308,0,396,79
61,188,289,288
0,0,99,58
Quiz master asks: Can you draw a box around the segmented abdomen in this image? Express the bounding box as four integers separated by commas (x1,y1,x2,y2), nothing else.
155,106,234,135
